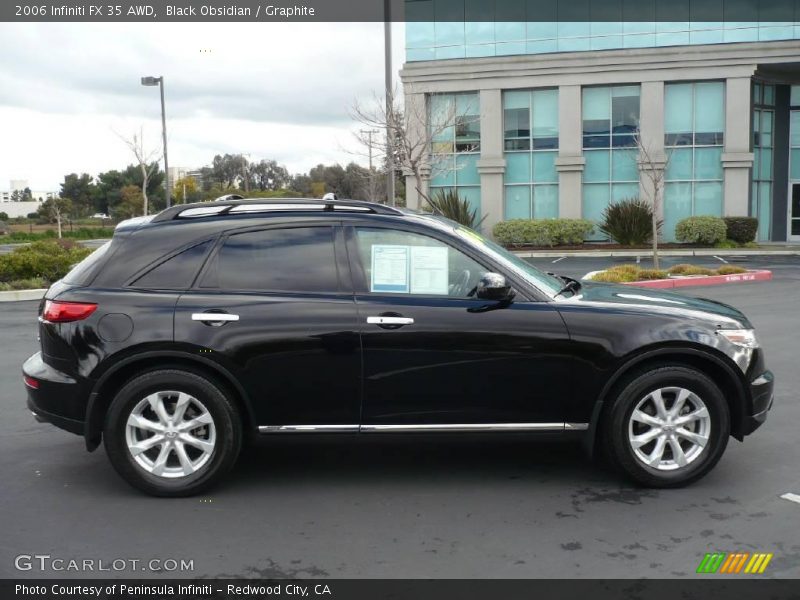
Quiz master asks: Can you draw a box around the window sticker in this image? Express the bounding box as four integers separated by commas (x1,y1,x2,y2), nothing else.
370,245,409,293
410,246,448,295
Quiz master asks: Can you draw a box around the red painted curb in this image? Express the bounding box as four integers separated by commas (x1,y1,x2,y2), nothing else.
622,270,773,289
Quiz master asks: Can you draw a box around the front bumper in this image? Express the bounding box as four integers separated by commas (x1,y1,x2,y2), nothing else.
23,351,87,437
742,370,774,436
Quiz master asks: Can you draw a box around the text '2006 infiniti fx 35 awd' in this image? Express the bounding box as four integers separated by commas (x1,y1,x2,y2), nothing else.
23,198,773,496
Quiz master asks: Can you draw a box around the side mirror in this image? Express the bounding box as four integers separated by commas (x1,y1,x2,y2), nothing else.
476,272,512,301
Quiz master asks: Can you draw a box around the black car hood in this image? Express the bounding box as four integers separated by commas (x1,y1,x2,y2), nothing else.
559,280,752,328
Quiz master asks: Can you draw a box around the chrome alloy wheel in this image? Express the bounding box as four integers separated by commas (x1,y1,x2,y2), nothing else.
125,391,216,479
627,387,711,471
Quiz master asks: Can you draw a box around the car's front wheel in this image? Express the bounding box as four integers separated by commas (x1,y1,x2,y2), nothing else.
603,365,730,487
104,369,242,496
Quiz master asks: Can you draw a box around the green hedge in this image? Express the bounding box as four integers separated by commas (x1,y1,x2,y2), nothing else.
4,227,114,243
723,217,758,244
493,219,595,247
675,216,727,245
0,240,92,283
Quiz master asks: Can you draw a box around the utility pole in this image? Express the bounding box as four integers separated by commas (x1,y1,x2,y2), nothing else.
360,129,379,170
384,0,395,206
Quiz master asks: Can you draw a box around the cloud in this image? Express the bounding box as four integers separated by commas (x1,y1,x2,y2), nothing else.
0,22,406,189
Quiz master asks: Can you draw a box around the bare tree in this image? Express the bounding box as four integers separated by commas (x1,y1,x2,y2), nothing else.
351,87,477,209
118,128,162,216
635,135,672,270
40,197,72,239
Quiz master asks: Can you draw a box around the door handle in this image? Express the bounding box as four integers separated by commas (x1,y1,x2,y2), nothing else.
367,316,414,326
192,312,239,326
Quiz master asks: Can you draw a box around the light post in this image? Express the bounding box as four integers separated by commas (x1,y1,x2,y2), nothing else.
384,0,395,206
140,75,170,208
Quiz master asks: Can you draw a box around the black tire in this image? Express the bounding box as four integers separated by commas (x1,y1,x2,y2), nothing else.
103,369,242,497
602,365,730,488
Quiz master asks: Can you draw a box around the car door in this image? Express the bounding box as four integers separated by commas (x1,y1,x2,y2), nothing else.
346,223,572,428
174,223,361,428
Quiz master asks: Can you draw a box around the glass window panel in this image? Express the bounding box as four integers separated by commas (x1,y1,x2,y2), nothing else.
456,154,480,186
694,147,723,180
612,134,637,148
584,150,610,182
723,27,757,43
583,87,610,128
583,183,611,223
434,45,466,60
759,148,773,180
753,150,760,179
495,21,526,42
505,139,531,151
623,33,656,48
526,39,558,54
430,155,456,187
504,108,530,138
690,28,724,44
465,44,496,58
435,20,465,48
694,132,724,146
532,89,559,138
504,90,529,110
591,35,624,50
792,149,800,180
134,240,212,289
496,41,527,56
611,88,640,134
666,148,693,180
465,20,494,45
533,185,559,218
764,85,775,106
792,86,800,106
505,152,531,184
505,186,531,219
759,25,795,41
665,133,694,147
656,31,690,46
664,182,693,242
751,181,758,216
694,182,723,215
532,137,558,150
762,110,773,134
430,95,455,142
611,149,639,181
460,187,482,220
694,82,725,133
790,112,800,146
612,183,640,203
665,83,693,134
584,135,610,148
406,14,435,48
532,152,557,183
758,182,772,241
527,21,558,40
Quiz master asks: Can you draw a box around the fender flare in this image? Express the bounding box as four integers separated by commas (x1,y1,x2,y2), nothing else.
84,349,255,451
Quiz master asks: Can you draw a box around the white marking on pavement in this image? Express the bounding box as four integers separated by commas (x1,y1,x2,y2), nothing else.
551,256,566,263
713,255,729,263
780,493,800,504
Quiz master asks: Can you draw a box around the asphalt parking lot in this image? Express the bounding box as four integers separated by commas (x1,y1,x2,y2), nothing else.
1,256,798,579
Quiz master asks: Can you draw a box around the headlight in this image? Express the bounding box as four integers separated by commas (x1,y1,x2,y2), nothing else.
718,328,759,349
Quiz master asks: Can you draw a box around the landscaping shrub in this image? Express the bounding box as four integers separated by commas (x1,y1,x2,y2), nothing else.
635,269,669,280
668,264,714,276
716,265,748,275
6,227,114,243
723,217,759,244
675,216,727,245
0,241,92,283
0,278,48,291
599,198,661,246
427,188,485,229
493,218,595,247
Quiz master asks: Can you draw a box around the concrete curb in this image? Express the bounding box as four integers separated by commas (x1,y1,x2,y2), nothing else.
585,270,773,289
514,249,800,258
0,289,46,302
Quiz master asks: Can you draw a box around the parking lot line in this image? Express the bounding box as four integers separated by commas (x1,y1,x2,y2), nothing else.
551,256,566,263
780,492,800,504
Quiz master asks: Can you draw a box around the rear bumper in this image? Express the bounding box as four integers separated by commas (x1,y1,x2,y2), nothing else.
742,370,774,436
23,351,88,437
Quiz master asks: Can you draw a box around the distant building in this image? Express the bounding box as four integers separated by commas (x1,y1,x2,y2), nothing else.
402,4,800,242
169,166,205,190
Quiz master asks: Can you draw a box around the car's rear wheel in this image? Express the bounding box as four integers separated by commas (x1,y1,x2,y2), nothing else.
104,369,241,496
603,365,730,487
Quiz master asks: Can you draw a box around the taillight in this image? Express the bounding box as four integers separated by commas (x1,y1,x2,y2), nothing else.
23,375,39,389
42,300,97,323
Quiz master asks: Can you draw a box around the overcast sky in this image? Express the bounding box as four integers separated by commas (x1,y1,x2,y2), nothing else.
0,22,405,191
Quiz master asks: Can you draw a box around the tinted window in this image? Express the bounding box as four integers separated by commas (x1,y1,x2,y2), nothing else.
132,240,213,289
63,241,111,286
204,227,338,292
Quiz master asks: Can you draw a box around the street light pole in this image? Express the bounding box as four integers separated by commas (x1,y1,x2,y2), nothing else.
141,75,170,208
384,0,395,206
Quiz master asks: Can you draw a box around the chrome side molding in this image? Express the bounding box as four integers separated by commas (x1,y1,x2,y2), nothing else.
258,422,589,434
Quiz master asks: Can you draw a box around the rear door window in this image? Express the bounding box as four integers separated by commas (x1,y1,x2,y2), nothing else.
201,226,340,293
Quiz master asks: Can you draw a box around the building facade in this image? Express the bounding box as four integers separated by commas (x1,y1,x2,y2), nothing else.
401,7,800,242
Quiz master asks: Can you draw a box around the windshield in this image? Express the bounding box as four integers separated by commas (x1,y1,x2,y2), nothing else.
452,226,565,297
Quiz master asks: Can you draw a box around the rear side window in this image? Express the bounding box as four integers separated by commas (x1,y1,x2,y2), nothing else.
63,241,111,286
132,240,213,289
202,227,339,293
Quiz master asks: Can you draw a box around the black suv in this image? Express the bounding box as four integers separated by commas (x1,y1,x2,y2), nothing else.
23,198,773,496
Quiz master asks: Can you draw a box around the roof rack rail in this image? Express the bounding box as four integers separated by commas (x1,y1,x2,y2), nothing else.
151,198,404,223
